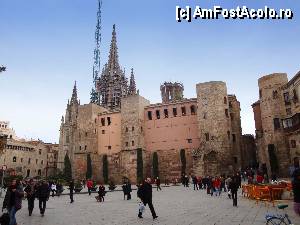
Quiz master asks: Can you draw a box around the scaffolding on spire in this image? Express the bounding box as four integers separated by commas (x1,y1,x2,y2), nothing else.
90,0,102,104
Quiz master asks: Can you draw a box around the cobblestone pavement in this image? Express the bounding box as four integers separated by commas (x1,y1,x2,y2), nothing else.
1,186,298,225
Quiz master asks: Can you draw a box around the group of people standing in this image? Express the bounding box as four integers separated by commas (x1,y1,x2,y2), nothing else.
189,173,241,207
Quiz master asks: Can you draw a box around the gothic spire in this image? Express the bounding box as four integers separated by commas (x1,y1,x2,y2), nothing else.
128,68,137,95
70,81,78,105
108,24,120,71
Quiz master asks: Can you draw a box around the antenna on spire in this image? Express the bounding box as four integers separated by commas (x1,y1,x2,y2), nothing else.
90,0,102,104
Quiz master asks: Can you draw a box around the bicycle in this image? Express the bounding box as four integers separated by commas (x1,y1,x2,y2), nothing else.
265,204,294,225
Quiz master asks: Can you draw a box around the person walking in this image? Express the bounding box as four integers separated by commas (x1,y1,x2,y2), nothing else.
156,177,161,191
69,180,74,203
137,178,158,220
229,174,239,207
3,179,24,225
192,175,198,191
292,159,300,216
126,181,132,200
98,184,105,202
36,180,50,216
213,177,221,196
86,179,93,196
24,179,36,216
185,175,189,187
225,176,232,199
51,182,57,197
122,182,127,200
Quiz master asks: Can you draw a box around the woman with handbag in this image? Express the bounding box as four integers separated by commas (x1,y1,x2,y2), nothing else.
3,179,24,225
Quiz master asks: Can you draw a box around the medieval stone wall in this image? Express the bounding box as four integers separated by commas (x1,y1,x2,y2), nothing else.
1,140,50,178
121,94,150,151
196,81,233,176
228,95,242,170
241,134,257,168
256,73,290,177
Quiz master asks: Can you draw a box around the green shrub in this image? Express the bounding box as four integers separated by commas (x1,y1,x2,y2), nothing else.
152,152,159,178
86,153,92,179
180,149,186,175
63,154,72,181
102,155,108,184
137,148,143,183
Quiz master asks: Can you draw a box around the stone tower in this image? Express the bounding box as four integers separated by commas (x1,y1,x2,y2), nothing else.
160,82,184,103
120,94,150,181
256,73,290,177
195,81,233,176
96,25,128,110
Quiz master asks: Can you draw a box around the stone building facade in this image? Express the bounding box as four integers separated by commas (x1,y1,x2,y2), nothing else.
241,134,257,168
58,25,246,183
0,139,58,178
0,121,17,140
252,72,300,177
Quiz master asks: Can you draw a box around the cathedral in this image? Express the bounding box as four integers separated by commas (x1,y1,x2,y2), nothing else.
57,25,252,184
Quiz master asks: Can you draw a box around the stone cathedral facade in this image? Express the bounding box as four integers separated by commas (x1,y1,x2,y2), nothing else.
58,25,252,183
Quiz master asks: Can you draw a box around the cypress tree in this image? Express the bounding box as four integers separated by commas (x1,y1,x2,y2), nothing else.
137,148,143,183
63,154,72,181
102,154,108,184
152,152,159,178
180,149,186,175
86,153,92,179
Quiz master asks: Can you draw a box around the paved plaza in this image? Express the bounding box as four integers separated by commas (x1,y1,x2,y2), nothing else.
1,186,298,225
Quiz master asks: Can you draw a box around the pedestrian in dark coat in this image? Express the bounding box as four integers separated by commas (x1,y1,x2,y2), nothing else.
292,160,300,216
156,177,161,191
122,183,127,200
24,179,36,216
229,174,239,207
69,180,74,203
138,178,158,220
3,179,24,225
192,175,198,190
126,181,132,200
98,184,105,202
36,180,50,216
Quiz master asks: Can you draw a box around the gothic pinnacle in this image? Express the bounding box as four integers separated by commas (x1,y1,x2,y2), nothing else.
71,81,78,105
108,24,120,72
128,68,137,95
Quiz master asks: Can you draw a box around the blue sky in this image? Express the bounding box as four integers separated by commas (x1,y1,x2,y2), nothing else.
0,0,299,143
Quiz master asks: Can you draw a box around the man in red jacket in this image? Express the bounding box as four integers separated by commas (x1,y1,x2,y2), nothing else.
87,180,93,196
213,177,221,196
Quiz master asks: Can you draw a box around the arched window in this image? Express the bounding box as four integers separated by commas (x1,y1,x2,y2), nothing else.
13,156,17,162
